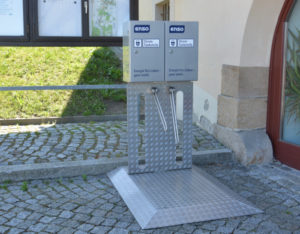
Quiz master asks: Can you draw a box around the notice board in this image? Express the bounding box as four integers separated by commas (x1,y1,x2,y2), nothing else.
89,0,129,37
0,0,24,36
38,0,82,37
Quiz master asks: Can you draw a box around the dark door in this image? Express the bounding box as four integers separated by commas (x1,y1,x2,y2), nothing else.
268,0,300,170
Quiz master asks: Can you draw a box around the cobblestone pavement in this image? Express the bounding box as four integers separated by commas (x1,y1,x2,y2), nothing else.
0,161,300,233
0,122,225,166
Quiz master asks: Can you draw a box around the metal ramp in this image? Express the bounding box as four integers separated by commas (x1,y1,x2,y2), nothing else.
108,166,262,229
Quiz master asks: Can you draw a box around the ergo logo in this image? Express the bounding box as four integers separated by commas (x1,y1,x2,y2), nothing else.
169,25,185,33
134,25,150,33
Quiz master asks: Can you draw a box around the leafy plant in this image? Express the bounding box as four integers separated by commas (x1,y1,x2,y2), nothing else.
285,28,300,120
56,178,63,185
43,180,50,185
82,174,87,182
0,180,10,190
21,181,28,192
0,185,8,190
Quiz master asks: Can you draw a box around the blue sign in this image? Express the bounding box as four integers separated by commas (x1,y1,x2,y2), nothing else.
169,25,185,33
134,25,150,33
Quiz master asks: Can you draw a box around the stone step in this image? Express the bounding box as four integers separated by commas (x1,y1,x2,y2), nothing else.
0,149,232,183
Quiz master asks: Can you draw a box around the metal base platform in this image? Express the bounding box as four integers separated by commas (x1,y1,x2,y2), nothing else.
108,166,262,229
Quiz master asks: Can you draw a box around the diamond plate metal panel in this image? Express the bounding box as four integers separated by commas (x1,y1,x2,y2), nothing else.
127,82,193,174
108,166,263,229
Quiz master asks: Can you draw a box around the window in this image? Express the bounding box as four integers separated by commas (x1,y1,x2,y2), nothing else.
162,2,169,21
0,0,138,46
155,1,169,21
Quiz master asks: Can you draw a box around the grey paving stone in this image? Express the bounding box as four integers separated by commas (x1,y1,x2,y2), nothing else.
201,223,217,231
193,230,209,234
28,223,46,232
278,217,300,231
78,223,94,232
283,199,298,208
60,202,78,211
233,230,247,234
87,216,104,226
0,122,225,166
16,220,37,230
58,227,76,234
289,205,300,216
91,226,111,233
74,206,94,214
115,221,129,229
5,218,24,227
0,204,14,211
127,223,141,232
5,197,19,204
40,216,55,223
213,225,235,233
0,226,9,233
51,217,66,225
60,219,80,229
1,122,300,233
16,211,31,219
0,217,8,225
73,213,90,222
74,231,88,234
109,228,129,234
46,209,61,216
59,210,74,219
7,228,25,234
102,218,118,227
44,224,62,233
3,212,16,219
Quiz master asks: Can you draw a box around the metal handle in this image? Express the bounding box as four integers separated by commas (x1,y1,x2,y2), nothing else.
151,88,167,132
84,1,88,14
169,87,179,144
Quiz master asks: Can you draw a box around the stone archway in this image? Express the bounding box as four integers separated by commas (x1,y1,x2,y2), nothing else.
240,0,285,67
215,0,285,165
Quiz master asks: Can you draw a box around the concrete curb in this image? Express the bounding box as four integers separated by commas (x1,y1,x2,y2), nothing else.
0,149,232,182
0,115,127,126
192,149,233,165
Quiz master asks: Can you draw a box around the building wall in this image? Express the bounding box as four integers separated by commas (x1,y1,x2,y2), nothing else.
240,0,285,67
139,0,284,128
138,0,286,164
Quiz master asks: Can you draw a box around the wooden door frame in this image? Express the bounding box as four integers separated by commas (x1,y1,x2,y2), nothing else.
267,0,300,170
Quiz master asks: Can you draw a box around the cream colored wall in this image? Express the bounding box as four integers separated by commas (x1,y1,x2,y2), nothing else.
139,0,154,20
138,0,285,126
240,0,285,66
174,0,253,125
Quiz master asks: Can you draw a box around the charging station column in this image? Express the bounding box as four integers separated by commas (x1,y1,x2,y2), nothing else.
123,21,198,174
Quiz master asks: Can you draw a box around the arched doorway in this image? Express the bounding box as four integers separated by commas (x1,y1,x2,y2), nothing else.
267,0,300,170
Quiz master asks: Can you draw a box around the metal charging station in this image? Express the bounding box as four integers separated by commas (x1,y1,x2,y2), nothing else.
108,21,262,229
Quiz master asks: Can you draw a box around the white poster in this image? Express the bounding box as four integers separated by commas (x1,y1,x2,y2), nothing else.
38,0,82,37
0,0,24,36
89,0,129,37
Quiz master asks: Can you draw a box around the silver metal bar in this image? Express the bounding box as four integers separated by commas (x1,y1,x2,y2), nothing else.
151,87,167,132
0,84,127,91
84,1,88,14
169,87,179,144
